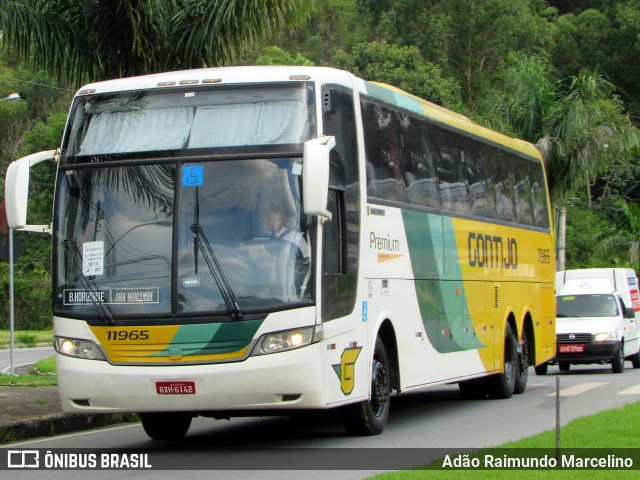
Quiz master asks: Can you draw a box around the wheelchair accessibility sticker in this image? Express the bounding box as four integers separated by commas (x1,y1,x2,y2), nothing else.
182,165,204,187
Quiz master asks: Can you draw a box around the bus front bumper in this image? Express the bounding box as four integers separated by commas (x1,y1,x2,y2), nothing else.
56,343,326,414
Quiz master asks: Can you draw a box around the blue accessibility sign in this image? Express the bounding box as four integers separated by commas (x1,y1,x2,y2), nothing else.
182,165,204,187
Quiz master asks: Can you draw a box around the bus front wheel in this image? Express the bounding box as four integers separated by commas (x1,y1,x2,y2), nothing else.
342,337,390,436
140,412,192,441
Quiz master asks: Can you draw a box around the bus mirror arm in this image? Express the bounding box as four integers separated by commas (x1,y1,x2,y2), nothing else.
302,136,335,221
4,149,58,233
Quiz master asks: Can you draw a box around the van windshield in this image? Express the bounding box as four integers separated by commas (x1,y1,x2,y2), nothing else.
556,294,619,318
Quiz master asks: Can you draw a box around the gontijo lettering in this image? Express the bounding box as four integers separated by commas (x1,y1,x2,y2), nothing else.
468,232,518,269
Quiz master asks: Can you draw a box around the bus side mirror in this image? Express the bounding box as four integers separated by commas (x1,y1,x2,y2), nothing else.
624,307,635,319
303,136,335,221
4,149,57,233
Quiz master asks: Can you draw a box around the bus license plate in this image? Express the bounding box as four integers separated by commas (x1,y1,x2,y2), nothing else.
155,381,196,395
559,344,584,353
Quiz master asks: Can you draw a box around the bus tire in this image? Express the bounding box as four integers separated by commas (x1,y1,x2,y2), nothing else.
458,379,487,399
342,337,390,436
514,328,529,394
140,412,192,441
484,323,517,399
611,342,625,374
629,351,640,369
558,362,570,372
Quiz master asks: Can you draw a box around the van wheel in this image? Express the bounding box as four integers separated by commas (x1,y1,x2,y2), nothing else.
558,362,570,372
611,343,625,373
342,337,390,435
629,351,640,369
484,323,517,399
514,329,529,394
140,413,192,441
535,363,548,375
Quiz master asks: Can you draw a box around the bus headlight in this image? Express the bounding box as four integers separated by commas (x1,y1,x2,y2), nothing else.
252,325,323,355
593,332,618,342
54,336,106,360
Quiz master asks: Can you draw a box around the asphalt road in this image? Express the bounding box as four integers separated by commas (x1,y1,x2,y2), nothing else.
0,346,55,374
5,363,640,479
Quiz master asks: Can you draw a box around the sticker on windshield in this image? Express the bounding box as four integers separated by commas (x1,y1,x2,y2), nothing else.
182,165,204,187
82,241,104,276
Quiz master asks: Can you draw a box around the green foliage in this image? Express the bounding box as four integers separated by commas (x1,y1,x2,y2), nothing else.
355,0,554,104
564,199,620,269
31,356,56,374
16,333,36,347
333,41,462,108
595,199,640,269
0,0,316,84
273,0,370,65
0,329,52,346
255,46,314,66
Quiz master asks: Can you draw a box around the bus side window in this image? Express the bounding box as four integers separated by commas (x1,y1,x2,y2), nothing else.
400,114,440,209
361,100,407,203
493,151,516,222
513,156,535,226
530,162,551,228
433,128,470,215
323,189,345,275
463,139,496,219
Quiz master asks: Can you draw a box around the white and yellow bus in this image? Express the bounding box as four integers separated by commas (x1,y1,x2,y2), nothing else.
4,66,555,439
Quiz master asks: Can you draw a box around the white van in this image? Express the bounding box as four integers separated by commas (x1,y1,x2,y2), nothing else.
548,268,640,373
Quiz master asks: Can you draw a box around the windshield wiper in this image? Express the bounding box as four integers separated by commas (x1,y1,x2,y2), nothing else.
61,238,115,324
190,223,243,320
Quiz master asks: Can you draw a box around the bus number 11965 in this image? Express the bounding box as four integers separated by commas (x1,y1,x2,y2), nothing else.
106,330,150,341
537,248,551,264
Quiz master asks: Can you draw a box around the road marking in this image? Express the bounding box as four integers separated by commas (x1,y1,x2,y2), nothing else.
545,382,607,397
619,384,640,395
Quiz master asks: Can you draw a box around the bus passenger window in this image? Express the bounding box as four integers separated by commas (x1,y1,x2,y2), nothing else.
361,100,407,203
400,114,440,209
493,152,516,222
513,157,535,226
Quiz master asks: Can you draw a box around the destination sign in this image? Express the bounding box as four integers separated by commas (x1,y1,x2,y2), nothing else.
63,288,159,305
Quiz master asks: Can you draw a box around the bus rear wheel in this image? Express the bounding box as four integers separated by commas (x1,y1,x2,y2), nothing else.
514,328,529,394
484,323,518,399
342,337,390,436
140,412,192,441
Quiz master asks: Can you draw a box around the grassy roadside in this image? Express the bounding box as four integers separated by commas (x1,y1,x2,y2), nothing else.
0,330,53,348
0,357,57,386
371,401,640,479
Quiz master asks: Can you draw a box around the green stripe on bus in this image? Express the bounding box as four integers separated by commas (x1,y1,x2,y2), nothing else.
402,210,484,353
151,319,263,357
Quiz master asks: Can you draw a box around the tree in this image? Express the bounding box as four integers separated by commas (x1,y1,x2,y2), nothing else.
356,0,553,104
0,0,315,84
495,52,640,270
333,41,462,109
596,200,640,270
255,46,314,66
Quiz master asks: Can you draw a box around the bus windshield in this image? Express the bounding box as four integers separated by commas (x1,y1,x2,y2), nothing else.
55,158,312,319
62,83,314,162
